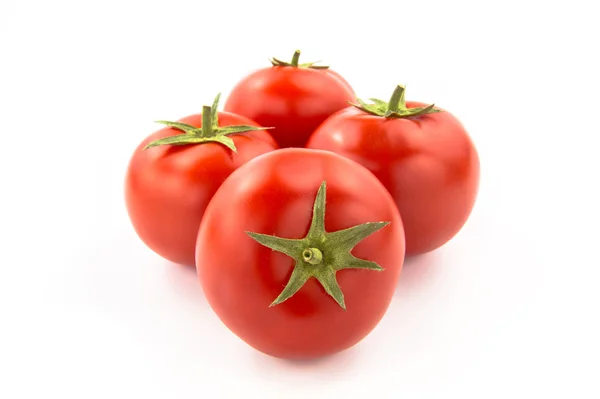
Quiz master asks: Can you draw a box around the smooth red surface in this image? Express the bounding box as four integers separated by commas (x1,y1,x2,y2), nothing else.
307,103,480,255
224,67,355,148
196,149,405,359
125,112,278,266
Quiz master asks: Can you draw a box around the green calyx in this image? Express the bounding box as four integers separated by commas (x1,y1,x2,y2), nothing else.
246,181,390,310
351,85,442,119
144,93,272,152
269,49,329,69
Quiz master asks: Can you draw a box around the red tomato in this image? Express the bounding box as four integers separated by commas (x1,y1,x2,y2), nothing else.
224,50,355,148
196,148,405,359
307,85,480,255
125,99,278,266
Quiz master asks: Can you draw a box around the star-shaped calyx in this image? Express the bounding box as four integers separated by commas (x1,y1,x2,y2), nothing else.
246,181,391,310
350,84,443,119
144,93,272,152
269,49,329,69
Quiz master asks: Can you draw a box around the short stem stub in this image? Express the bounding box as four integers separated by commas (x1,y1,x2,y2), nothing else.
387,85,406,113
291,50,301,67
302,248,323,265
201,105,213,137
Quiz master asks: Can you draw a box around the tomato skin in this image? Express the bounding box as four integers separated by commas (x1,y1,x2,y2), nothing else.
196,148,405,359
307,103,479,255
125,112,278,266
223,67,355,148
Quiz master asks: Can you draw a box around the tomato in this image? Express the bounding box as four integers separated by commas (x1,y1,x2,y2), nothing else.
307,85,480,255
196,148,405,359
125,94,278,266
223,50,355,148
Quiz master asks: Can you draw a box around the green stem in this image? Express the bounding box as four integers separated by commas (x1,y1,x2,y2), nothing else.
291,50,301,67
350,84,442,119
202,105,213,137
387,85,405,113
269,50,329,69
144,93,273,152
302,248,323,265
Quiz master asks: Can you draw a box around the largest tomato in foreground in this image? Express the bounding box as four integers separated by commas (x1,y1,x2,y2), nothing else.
196,148,405,359
307,85,480,255
224,50,355,148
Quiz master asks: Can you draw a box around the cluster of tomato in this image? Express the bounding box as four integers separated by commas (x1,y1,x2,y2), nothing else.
125,50,480,360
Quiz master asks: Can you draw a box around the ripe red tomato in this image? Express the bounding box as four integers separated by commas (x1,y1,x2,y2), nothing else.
196,148,405,359
125,95,278,266
224,50,355,148
307,85,480,255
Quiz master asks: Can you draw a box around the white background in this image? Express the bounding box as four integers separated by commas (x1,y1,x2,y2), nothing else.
1,0,599,397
